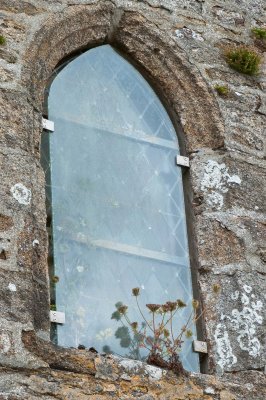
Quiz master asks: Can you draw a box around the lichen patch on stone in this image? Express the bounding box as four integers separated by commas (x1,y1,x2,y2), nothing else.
0,332,11,354
214,322,237,373
229,286,263,358
175,27,204,41
8,283,17,292
145,364,164,380
10,183,31,205
201,160,241,209
32,239,39,247
118,358,143,373
206,192,224,209
204,387,215,395
215,284,263,373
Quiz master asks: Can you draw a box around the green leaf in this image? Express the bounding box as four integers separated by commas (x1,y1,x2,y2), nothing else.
115,326,129,339
111,311,121,321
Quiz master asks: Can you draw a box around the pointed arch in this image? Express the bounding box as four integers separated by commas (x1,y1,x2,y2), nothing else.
22,3,224,153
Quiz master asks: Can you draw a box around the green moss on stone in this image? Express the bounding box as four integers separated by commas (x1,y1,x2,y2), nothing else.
251,27,266,40
224,46,262,76
214,85,230,96
0,35,6,46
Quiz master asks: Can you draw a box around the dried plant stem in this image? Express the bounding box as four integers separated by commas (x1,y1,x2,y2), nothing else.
170,311,175,342
135,296,153,333
175,311,194,344
152,312,155,333
161,306,181,329
181,307,205,340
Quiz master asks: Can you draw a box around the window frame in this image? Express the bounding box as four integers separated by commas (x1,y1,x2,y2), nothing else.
41,43,206,372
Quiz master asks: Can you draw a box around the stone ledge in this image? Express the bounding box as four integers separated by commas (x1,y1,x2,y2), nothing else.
22,330,96,374
0,362,265,399
19,330,266,399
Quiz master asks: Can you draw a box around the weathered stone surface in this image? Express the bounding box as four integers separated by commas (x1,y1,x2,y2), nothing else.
0,364,265,399
0,90,42,155
0,64,16,84
0,16,26,44
195,216,245,268
200,271,266,374
0,0,265,398
0,214,13,231
0,48,17,64
0,0,44,15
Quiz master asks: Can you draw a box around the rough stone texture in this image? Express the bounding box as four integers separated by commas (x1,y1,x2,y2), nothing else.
0,0,266,398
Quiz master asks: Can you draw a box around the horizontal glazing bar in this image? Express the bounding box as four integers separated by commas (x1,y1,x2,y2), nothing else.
57,228,188,266
56,116,178,150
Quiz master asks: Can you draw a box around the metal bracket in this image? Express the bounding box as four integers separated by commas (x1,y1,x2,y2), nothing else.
42,118,54,132
50,310,65,324
193,340,208,354
176,155,189,168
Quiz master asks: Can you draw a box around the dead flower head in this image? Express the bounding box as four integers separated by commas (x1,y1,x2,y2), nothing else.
161,303,171,313
185,329,193,338
132,287,140,296
131,322,138,331
118,305,128,315
176,299,186,308
166,301,177,312
146,303,161,313
52,275,59,284
192,299,199,310
163,328,170,338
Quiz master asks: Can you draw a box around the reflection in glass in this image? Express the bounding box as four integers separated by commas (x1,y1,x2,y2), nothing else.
41,45,199,372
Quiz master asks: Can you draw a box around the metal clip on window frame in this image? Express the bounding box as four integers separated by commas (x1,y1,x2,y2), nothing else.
42,118,54,132
176,155,189,168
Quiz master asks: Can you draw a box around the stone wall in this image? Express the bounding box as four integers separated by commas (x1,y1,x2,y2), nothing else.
0,0,265,399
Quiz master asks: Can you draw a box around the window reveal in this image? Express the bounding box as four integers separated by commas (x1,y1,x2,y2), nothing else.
41,45,199,372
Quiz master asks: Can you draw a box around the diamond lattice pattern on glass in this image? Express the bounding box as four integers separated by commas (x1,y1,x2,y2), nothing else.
44,45,199,372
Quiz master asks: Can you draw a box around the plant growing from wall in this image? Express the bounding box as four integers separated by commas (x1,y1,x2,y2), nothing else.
108,288,203,375
251,27,266,40
224,45,262,76
0,35,6,46
214,85,230,96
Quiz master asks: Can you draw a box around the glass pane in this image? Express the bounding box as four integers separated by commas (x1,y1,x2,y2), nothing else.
42,45,199,372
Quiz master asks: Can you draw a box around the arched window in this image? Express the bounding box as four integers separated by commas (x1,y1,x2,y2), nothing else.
41,45,199,372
